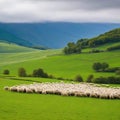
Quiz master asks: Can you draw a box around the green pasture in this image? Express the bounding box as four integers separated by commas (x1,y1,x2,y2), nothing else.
0,50,120,80
0,42,36,53
83,42,120,52
0,43,120,120
0,78,120,120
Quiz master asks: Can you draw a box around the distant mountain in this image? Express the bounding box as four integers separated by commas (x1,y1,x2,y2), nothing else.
0,22,120,48
0,29,32,47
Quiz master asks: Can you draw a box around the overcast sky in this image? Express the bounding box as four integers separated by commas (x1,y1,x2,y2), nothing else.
0,0,120,23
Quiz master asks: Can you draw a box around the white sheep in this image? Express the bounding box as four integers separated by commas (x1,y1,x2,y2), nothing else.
5,83,120,99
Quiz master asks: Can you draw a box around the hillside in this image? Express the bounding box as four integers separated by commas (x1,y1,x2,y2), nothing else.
78,28,120,48
0,48,62,66
63,28,120,54
0,41,120,120
0,42,36,53
0,29,32,47
0,23,120,48
0,50,119,79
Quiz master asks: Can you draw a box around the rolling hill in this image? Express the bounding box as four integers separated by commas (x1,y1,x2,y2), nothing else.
0,41,36,53
0,29,32,47
86,28,120,47
0,28,120,77
67,28,120,53
0,27,120,120
0,23,120,48
1,50,119,79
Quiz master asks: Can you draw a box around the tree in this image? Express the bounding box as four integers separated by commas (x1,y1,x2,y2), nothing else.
32,68,48,78
116,70,120,75
75,43,82,53
102,62,109,71
74,75,83,82
3,69,10,75
63,47,69,54
63,42,82,54
86,74,94,83
92,62,102,72
18,68,27,77
67,42,76,54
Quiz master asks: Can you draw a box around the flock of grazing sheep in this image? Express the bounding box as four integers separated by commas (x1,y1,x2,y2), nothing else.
4,82,120,99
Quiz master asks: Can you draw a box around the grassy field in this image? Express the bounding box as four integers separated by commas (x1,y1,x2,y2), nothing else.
0,50,120,80
83,42,120,52
0,78,120,120
0,48,62,66
0,44,120,120
0,42,37,53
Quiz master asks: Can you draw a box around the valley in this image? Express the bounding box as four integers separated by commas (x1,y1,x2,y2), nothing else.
0,27,120,120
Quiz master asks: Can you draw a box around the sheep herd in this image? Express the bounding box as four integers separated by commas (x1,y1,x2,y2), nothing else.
4,82,120,99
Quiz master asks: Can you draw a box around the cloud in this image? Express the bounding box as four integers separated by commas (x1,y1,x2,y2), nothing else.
0,0,120,23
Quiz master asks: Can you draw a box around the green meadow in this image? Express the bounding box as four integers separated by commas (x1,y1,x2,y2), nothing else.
83,42,120,52
0,78,120,120
0,50,120,79
0,42,36,53
0,42,120,120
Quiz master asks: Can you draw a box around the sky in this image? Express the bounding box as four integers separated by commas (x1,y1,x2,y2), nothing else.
0,0,120,23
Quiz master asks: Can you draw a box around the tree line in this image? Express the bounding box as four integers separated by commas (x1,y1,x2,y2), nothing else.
92,62,120,74
63,28,120,54
63,42,82,54
2,65,120,84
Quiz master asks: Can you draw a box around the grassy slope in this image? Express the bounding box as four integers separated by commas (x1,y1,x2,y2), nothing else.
0,46,120,120
0,42,35,53
0,50,120,79
0,27,120,120
0,79,120,120
0,48,62,66
83,42,120,52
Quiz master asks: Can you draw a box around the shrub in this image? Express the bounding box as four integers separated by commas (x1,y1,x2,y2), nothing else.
74,75,83,82
93,76,108,84
93,76,120,84
42,72,49,78
86,74,94,83
116,70,120,75
27,74,32,77
48,74,55,79
92,62,109,72
57,77,65,80
115,77,120,84
107,45,120,51
32,68,48,78
90,49,104,53
92,62,102,72
63,42,82,54
105,67,120,72
102,62,109,71
107,76,116,84
18,68,27,77
3,69,10,75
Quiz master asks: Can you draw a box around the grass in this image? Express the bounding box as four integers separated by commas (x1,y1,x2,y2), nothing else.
0,44,120,120
1,50,120,80
0,48,62,66
83,42,120,52
0,78,120,120
0,42,36,53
